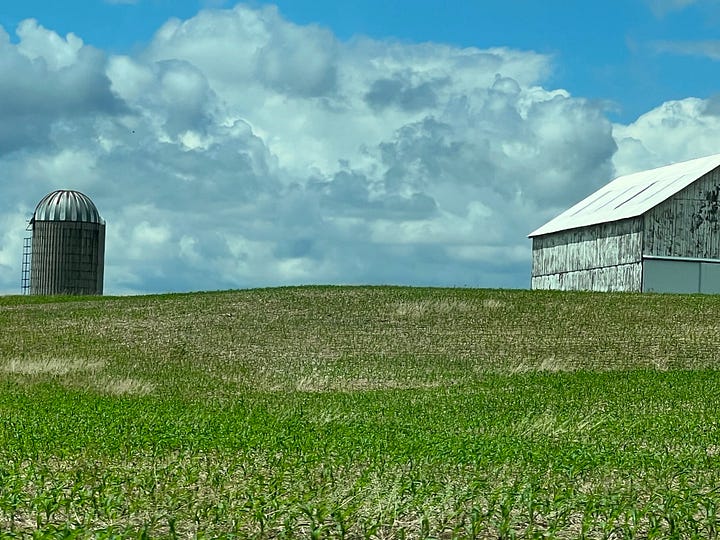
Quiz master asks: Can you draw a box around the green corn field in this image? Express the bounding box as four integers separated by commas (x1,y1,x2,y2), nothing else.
2,286,720,538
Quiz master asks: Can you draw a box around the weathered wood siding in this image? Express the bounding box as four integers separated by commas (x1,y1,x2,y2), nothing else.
644,167,720,259
531,262,642,291
531,218,643,291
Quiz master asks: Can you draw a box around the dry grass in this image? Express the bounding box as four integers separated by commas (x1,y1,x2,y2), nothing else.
392,298,473,318
293,375,455,393
1,357,103,376
92,376,155,396
4,286,720,397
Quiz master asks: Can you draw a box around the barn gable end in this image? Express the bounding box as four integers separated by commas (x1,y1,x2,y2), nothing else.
531,218,643,292
644,166,720,259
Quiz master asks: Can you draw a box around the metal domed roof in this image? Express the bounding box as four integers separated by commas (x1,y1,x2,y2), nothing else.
32,190,103,223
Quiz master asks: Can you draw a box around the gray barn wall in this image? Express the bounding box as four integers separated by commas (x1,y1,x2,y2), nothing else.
644,166,720,259
531,218,643,291
30,221,105,295
642,257,720,294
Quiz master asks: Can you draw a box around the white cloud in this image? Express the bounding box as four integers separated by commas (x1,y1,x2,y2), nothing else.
0,209,31,278
613,98,720,175
0,6,644,295
106,55,155,102
0,21,124,156
15,19,83,70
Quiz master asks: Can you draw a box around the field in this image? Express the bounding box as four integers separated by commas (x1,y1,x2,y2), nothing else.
2,286,720,538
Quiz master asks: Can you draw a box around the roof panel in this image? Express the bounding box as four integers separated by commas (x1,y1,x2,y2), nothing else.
33,190,103,223
529,153,720,237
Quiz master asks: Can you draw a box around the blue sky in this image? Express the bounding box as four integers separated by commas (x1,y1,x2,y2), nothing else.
1,1,720,294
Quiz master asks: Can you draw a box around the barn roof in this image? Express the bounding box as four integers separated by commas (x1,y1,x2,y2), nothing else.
529,153,720,237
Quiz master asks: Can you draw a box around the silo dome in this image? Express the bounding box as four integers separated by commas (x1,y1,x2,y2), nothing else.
32,190,103,223
29,189,106,296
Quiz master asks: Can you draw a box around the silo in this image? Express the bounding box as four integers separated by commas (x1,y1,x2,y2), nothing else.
29,190,105,295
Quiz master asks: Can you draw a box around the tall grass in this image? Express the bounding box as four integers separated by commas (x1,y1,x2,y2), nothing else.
2,287,720,537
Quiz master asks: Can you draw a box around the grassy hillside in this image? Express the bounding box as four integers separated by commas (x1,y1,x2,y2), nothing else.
2,287,720,538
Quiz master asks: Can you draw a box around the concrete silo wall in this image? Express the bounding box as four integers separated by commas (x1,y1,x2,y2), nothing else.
30,221,105,295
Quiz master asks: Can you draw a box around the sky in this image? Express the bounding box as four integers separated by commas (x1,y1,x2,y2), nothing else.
1,0,720,294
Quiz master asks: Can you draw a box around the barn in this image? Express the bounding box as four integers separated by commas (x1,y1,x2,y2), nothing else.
529,153,720,293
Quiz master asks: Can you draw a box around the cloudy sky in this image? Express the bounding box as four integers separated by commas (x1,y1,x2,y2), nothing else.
2,0,720,294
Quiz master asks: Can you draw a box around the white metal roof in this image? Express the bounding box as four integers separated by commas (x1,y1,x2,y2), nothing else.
529,153,720,237
33,190,103,223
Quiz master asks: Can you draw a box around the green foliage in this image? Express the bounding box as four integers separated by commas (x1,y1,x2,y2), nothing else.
1,287,720,537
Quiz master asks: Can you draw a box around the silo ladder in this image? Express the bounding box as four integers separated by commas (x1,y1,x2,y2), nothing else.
21,237,31,294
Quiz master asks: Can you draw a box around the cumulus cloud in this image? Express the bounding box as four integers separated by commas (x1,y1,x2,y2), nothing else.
365,73,446,111
613,97,720,175
0,4,671,295
0,21,125,156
